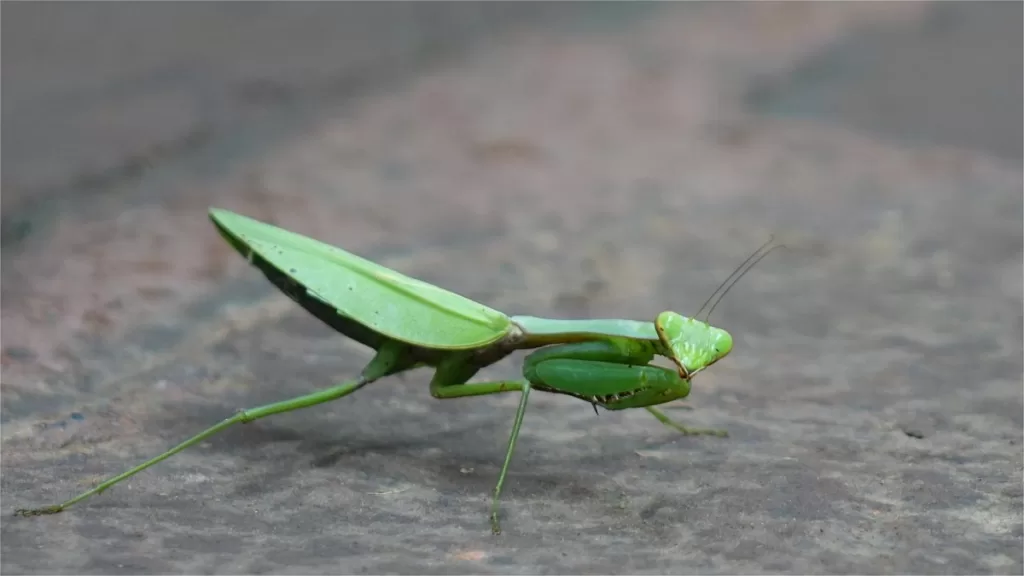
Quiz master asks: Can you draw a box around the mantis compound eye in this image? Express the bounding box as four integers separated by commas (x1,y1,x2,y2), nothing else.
714,328,733,358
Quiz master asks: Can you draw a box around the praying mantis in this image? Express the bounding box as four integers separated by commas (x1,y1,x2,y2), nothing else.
15,208,778,534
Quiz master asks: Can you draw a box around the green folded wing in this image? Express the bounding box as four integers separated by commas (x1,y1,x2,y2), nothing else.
209,208,511,350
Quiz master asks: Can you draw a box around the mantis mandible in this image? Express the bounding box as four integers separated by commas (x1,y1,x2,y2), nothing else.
15,208,779,534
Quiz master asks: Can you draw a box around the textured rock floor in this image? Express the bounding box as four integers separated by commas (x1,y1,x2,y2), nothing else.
2,3,1021,574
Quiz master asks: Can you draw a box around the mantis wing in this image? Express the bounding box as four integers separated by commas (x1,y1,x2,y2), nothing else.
209,209,512,350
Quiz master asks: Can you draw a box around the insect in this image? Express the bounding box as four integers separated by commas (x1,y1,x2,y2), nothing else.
15,208,779,534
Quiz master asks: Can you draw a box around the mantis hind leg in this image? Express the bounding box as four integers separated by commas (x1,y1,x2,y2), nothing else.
14,341,413,517
15,378,373,517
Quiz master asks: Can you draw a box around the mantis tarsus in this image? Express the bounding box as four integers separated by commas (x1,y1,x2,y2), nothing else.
15,208,780,534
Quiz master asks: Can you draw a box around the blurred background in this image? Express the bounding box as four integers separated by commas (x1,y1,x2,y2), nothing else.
3,3,1021,574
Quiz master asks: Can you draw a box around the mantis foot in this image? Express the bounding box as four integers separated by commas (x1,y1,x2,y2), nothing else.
670,425,729,438
13,505,63,517
644,406,728,438
490,512,502,535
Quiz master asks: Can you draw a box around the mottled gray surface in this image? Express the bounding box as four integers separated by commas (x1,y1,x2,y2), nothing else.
2,3,1022,574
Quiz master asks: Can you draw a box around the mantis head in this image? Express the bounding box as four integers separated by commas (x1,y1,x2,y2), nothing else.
650,238,782,379
655,311,733,378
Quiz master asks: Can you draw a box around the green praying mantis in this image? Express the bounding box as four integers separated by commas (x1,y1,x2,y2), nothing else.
15,208,779,534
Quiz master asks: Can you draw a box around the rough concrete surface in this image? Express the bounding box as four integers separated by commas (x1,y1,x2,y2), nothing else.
2,3,1021,574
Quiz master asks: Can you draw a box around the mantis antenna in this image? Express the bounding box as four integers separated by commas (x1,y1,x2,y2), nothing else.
704,243,784,322
694,237,784,322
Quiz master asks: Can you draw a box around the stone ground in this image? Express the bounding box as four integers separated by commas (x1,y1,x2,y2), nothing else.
2,3,1021,574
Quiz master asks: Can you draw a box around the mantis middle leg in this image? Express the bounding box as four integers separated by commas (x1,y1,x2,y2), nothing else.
428,340,725,534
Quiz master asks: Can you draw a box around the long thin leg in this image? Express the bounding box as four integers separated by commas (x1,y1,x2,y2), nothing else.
16,341,415,517
14,378,370,517
644,406,728,437
429,378,531,534
489,382,530,535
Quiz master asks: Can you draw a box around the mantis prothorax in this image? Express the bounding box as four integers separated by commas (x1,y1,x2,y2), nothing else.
15,208,779,534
